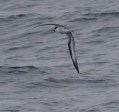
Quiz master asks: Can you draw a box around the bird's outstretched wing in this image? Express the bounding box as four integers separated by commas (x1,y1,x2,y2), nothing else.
66,32,79,73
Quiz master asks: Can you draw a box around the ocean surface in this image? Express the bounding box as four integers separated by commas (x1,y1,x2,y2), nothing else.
0,0,119,112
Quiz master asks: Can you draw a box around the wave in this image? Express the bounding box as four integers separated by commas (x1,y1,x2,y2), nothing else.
0,13,34,21
70,17,97,22
84,11,119,17
0,65,38,69
0,12,53,19
44,77,106,84
68,11,119,23
0,13,53,22
85,100,119,112
0,65,40,74
5,46,33,52
25,76,114,88
92,26,119,33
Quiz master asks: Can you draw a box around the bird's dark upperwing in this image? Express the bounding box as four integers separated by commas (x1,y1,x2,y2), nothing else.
66,32,79,73
40,24,63,27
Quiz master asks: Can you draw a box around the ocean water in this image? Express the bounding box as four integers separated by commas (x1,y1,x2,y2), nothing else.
0,0,119,112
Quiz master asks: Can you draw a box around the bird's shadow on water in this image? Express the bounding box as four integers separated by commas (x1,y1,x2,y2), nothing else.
0,110,19,112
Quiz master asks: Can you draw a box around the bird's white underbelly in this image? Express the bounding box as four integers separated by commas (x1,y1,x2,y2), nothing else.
56,27,70,33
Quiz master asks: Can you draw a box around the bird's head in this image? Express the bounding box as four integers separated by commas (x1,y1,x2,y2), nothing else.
53,26,58,32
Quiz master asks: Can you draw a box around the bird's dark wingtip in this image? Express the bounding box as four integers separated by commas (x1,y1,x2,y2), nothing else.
77,69,80,74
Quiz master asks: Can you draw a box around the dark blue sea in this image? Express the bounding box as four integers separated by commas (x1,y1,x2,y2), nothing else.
0,0,119,112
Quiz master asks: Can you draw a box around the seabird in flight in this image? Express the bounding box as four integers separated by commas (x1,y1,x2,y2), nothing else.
42,24,79,74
